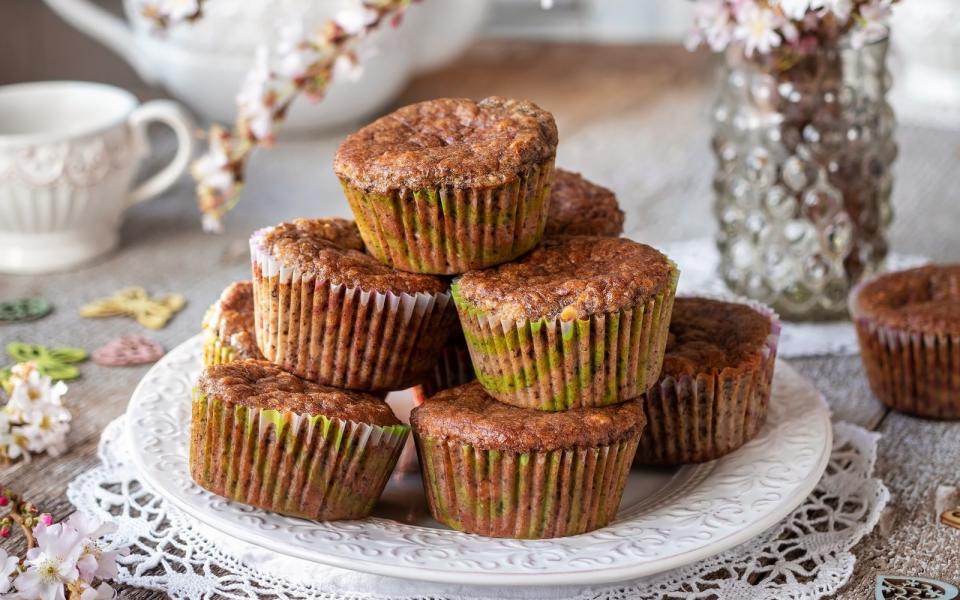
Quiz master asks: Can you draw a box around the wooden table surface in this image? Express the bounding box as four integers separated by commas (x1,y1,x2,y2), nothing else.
2,34,960,599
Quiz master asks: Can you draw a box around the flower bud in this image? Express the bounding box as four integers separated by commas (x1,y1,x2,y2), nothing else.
39,513,53,526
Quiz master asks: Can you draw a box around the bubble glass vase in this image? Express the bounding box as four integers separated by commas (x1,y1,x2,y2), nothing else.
712,37,896,320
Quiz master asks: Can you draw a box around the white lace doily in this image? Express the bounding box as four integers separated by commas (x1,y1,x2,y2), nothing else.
68,417,888,600
662,238,927,357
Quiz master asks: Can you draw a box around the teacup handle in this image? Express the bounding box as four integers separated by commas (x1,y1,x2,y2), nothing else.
128,100,195,205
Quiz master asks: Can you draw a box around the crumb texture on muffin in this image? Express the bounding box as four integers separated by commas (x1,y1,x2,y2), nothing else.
254,218,448,294
454,236,675,321
334,97,558,192
662,297,772,378
197,360,400,426
545,169,624,237
411,381,645,452
853,265,960,334
203,281,262,360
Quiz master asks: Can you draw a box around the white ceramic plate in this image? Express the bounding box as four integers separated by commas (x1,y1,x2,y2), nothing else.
126,335,832,587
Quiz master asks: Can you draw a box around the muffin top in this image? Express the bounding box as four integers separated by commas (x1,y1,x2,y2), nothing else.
852,264,960,334
253,218,448,294
197,360,401,426
411,382,645,452
662,297,774,378
334,97,558,193
544,169,624,237
454,236,676,322
202,281,262,360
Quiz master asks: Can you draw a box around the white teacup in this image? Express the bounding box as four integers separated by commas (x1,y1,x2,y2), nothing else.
0,81,194,274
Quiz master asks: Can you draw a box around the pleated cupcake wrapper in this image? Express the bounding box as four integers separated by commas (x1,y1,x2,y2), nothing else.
452,265,678,411
416,337,476,399
415,434,639,539
849,282,960,418
191,391,409,520
341,159,555,275
201,333,238,367
636,296,781,465
251,230,455,391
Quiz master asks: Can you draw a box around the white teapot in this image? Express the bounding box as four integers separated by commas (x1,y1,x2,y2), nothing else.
43,0,489,131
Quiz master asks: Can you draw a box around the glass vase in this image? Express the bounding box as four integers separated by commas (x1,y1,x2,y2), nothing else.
712,37,896,320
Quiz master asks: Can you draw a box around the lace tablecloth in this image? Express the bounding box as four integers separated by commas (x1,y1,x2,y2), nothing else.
69,417,887,600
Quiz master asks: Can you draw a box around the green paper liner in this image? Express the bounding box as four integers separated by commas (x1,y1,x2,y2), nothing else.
202,334,238,367
636,297,781,465
851,284,960,418
452,266,678,411
251,230,457,391
415,433,639,538
190,391,409,520
413,333,476,401
341,160,555,275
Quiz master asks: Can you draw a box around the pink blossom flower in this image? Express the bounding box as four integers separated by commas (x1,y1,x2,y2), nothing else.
850,0,891,47
236,47,276,141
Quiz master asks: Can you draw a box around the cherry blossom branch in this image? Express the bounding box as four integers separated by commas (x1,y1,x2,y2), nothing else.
687,0,897,59
150,0,416,231
0,490,49,550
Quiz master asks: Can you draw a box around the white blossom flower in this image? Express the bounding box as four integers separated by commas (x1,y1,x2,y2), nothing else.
275,19,323,80
201,213,225,234
850,0,891,47
80,582,117,599
734,4,782,57
776,0,812,20
149,0,199,22
191,138,234,196
333,54,364,82
236,46,276,141
690,0,735,52
334,5,379,35
3,364,71,459
0,548,19,594
16,522,84,600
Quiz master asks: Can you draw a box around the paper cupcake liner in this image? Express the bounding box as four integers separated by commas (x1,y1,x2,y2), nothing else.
415,434,639,538
201,334,239,367
251,231,457,391
452,265,678,411
414,336,476,401
190,391,409,520
636,296,781,465
850,284,960,418
341,160,555,275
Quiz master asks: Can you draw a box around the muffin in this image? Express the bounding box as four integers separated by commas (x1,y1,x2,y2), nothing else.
412,327,475,403
411,381,645,538
201,281,264,366
335,97,558,275
850,265,960,418
453,236,678,411
636,296,780,465
250,218,458,391
191,360,408,520
544,169,624,237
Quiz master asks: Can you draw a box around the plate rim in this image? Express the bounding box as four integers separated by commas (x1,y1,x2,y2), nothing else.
127,335,832,587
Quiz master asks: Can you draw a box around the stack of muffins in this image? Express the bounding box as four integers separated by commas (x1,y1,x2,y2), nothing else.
193,96,782,539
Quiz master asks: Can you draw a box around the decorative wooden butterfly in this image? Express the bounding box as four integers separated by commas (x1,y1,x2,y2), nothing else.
80,287,186,330
0,297,52,323
92,335,165,366
942,508,960,531
0,342,88,391
876,575,960,600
